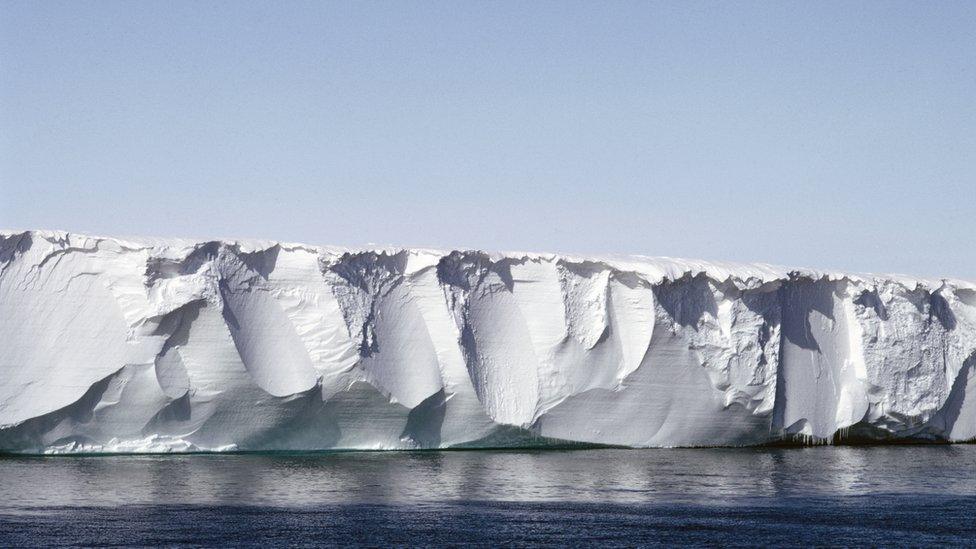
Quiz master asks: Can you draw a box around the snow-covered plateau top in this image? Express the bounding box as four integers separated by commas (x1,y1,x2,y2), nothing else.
6,228,973,287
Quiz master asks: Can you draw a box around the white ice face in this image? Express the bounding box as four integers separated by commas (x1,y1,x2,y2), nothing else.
1,230,974,454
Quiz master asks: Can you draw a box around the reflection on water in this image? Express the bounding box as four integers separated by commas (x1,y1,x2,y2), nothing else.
2,446,975,508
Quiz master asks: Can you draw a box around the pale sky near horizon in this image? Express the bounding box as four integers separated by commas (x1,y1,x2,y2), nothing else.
2,2,974,278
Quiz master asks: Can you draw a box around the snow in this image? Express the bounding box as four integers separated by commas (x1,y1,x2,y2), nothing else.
1,229,974,453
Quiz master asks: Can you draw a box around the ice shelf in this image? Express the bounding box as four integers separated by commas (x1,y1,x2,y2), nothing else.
1,230,974,453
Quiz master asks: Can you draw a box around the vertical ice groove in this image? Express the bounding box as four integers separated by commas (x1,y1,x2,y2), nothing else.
774,277,869,440
324,250,443,409
607,271,655,383
267,247,359,380
2,230,975,452
507,258,570,416
557,260,610,350
437,252,539,426
407,265,496,445
217,245,318,397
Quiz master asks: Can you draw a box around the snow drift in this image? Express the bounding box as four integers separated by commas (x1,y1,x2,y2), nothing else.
1,230,974,453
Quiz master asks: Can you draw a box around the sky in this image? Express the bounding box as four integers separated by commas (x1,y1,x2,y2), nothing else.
1,2,974,278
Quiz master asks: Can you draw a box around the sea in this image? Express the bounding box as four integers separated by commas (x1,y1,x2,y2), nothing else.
1,445,975,546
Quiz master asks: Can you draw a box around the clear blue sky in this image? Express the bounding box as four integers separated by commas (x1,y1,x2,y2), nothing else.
2,2,974,278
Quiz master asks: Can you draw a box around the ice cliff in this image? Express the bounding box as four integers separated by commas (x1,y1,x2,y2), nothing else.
1,230,975,453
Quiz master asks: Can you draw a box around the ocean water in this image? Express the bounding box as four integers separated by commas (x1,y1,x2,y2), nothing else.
1,446,975,546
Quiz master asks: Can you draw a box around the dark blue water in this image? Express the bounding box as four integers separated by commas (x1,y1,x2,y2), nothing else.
1,446,975,546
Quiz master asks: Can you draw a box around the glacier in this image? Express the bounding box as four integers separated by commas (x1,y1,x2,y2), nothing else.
1,229,975,454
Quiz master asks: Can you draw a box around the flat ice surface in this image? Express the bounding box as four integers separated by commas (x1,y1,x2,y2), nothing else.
2,230,975,452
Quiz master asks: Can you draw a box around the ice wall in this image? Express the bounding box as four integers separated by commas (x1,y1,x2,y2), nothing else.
1,230,974,453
